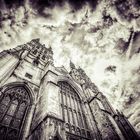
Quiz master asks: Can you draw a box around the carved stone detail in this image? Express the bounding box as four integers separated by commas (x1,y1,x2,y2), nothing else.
4,87,29,103
91,100,120,140
69,61,98,94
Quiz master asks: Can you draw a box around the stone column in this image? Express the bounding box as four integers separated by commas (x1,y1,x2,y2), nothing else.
0,52,19,85
86,103,102,140
22,104,36,140
89,99,120,140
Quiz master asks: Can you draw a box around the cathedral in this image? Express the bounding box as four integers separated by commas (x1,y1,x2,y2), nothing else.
0,39,139,140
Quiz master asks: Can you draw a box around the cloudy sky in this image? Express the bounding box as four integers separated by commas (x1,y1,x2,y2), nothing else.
0,0,140,134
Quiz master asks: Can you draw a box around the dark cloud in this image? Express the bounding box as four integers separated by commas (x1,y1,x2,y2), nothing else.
102,10,117,27
113,0,140,21
30,0,65,9
68,0,99,10
29,0,99,17
115,29,138,54
31,0,99,10
134,31,140,42
0,0,24,8
0,0,99,13
125,94,134,106
1,0,139,23
105,65,116,73
115,38,128,53
127,31,140,57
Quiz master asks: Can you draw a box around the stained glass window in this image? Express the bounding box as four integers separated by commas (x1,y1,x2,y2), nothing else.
58,81,92,140
0,86,30,140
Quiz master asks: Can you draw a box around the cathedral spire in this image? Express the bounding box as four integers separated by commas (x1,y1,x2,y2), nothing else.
70,60,75,70
31,38,40,43
48,46,53,54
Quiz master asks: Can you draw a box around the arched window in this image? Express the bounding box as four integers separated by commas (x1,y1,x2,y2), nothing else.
58,81,92,140
32,49,37,55
0,86,31,140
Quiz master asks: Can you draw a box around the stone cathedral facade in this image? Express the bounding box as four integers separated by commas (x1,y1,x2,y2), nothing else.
0,39,139,140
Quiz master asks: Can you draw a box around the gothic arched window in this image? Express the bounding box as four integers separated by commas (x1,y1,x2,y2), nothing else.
0,86,31,140
32,49,37,55
58,81,92,140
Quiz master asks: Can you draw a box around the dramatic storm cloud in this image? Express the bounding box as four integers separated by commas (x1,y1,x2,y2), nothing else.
0,0,140,134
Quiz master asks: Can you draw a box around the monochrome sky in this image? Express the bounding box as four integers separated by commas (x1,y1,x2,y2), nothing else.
0,0,140,134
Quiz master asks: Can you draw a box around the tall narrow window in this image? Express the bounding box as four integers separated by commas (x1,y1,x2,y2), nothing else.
58,81,92,140
0,86,30,140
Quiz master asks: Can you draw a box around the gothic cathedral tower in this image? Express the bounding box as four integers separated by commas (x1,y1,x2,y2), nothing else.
0,39,139,140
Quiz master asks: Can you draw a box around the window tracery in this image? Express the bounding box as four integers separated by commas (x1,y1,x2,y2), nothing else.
0,86,30,140
58,81,92,140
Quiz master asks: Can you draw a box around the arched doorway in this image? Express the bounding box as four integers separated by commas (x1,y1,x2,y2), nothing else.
0,85,32,140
